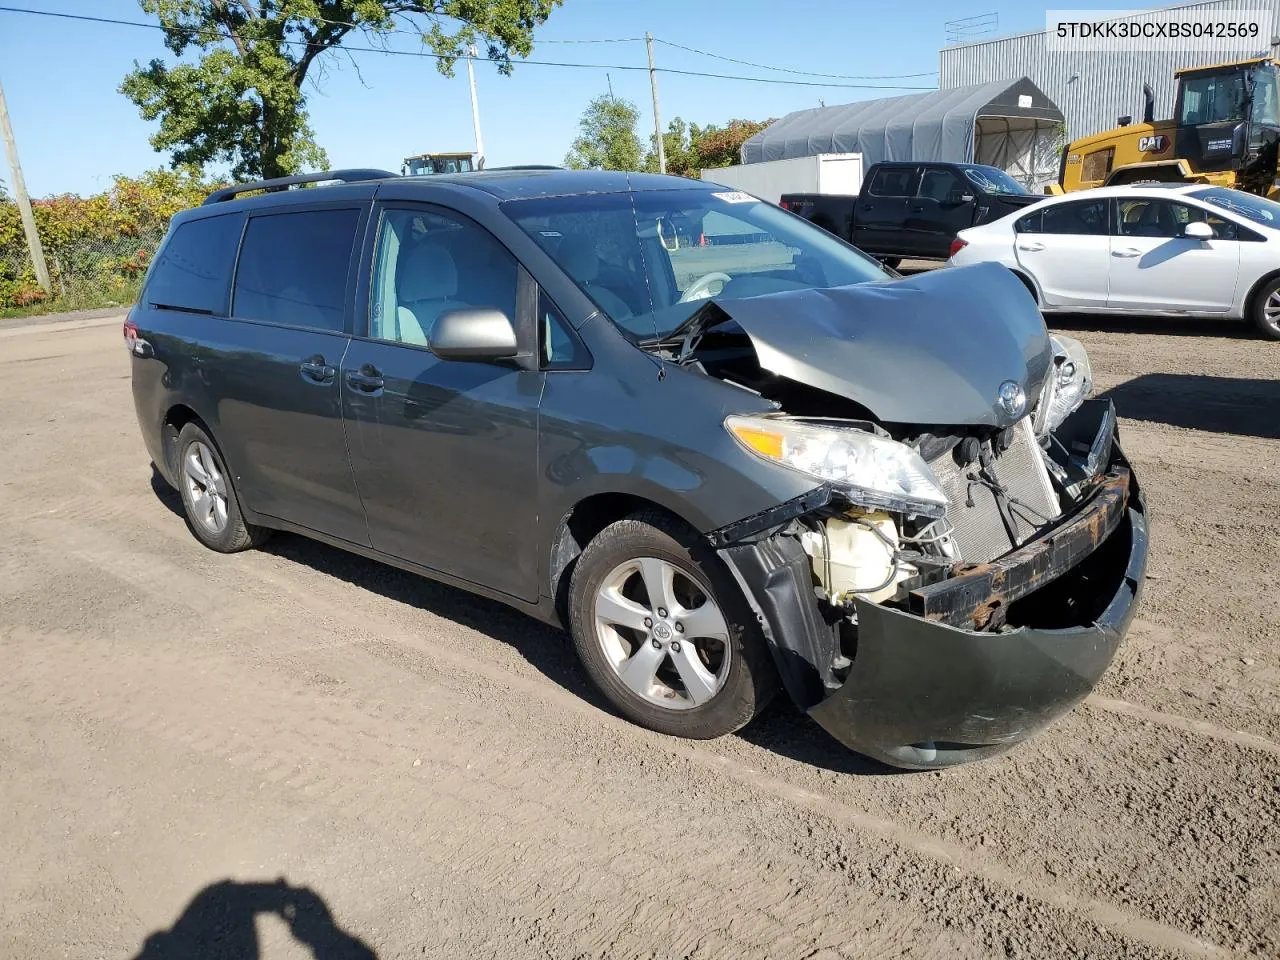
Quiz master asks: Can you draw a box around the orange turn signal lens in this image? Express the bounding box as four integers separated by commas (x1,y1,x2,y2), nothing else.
730,424,784,460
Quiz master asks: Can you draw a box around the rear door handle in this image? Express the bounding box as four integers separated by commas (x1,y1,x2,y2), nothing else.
299,356,335,384
1112,248,1142,258
345,366,384,393
1017,242,1045,252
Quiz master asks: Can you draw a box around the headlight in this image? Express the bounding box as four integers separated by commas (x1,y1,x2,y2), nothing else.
725,415,949,519
1036,334,1093,437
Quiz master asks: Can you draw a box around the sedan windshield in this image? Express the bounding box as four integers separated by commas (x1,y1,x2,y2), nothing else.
1191,186,1280,226
503,188,892,340
961,165,1028,195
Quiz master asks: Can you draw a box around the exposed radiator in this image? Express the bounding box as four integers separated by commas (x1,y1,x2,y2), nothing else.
928,419,1061,564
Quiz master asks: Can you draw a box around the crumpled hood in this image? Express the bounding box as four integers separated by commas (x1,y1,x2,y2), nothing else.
712,262,1053,427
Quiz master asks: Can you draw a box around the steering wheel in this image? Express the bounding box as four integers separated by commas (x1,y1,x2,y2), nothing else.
679,271,732,303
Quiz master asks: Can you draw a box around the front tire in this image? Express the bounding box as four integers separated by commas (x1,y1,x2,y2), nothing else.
567,511,778,739
1250,277,1280,340
175,422,269,553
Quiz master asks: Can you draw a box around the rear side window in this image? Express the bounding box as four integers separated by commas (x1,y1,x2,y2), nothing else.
232,208,361,332
145,214,243,314
1038,200,1109,236
868,167,916,197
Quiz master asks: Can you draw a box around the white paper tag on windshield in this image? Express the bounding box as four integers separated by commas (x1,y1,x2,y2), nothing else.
711,191,756,203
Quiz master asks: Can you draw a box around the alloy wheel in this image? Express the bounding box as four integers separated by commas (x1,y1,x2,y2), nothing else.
183,440,229,534
593,557,731,710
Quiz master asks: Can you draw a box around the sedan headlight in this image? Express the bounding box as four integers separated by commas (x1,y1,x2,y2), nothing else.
1035,334,1093,437
725,415,949,519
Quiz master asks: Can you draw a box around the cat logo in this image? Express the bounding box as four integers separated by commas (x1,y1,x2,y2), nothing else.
1138,135,1169,153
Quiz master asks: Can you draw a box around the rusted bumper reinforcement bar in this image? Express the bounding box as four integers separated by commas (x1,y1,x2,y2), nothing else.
906,467,1131,630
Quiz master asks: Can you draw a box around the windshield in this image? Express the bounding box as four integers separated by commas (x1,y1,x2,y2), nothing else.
1251,67,1280,127
961,165,1028,195
1180,71,1248,125
503,189,892,340
1191,186,1280,226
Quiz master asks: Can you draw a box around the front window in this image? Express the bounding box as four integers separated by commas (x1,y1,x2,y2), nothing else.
503,189,892,341
1191,186,1280,226
1250,67,1280,127
1180,71,1248,125
960,165,1028,195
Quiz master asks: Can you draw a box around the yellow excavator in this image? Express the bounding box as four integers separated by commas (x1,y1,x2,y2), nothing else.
1051,56,1280,198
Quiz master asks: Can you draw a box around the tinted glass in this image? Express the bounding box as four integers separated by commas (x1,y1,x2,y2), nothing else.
1253,68,1279,126
232,208,360,331
540,294,588,369
1014,211,1041,233
918,168,962,202
370,208,518,346
1038,200,1108,236
503,189,891,340
145,213,242,314
961,165,1028,195
868,167,915,197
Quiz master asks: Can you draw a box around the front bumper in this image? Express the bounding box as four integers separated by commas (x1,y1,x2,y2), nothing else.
719,430,1149,770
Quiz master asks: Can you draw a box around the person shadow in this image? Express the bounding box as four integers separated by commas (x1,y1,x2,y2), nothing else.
131,878,377,960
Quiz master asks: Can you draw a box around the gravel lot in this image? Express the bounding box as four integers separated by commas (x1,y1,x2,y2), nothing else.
1,308,1277,960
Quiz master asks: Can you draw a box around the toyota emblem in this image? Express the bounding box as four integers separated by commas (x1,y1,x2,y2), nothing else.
997,380,1026,419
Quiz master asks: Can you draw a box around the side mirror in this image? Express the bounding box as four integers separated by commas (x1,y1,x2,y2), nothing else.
1182,220,1214,240
1231,121,1248,158
429,308,519,362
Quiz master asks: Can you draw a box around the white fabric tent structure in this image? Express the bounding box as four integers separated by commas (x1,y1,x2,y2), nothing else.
740,78,1065,189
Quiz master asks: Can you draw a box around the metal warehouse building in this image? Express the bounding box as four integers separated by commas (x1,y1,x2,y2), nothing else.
940,0,1280,149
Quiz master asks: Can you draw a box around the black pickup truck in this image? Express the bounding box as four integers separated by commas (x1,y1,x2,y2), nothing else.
781,161,1039,267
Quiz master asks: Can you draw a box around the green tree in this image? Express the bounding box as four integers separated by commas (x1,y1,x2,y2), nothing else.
645,117,775,177
563,94,644,171
120,0,562,181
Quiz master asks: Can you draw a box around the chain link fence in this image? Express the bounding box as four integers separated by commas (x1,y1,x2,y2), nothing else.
0,228,165,312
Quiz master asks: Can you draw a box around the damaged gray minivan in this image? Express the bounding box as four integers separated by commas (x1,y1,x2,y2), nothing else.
129,168,1148,770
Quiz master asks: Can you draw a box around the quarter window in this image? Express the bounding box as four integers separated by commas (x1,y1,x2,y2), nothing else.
540,294,588,369
370,208,518,346
232,208,360,331
145,213,243,315
868,167,916,197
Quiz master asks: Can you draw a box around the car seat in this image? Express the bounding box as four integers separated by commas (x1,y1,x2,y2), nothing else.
555,235,634,321
395,242,464,345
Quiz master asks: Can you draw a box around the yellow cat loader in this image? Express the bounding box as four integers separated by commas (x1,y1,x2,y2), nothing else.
1052,56,1280,198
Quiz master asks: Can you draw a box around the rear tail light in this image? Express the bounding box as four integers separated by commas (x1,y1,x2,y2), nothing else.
949,237,968,258
123,318,138,352
779,199,794,210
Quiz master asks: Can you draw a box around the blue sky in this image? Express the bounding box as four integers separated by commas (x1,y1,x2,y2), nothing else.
2,0,1131,197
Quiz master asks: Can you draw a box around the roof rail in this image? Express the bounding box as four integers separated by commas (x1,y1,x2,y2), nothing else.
481,164,564,171
203,168,397,205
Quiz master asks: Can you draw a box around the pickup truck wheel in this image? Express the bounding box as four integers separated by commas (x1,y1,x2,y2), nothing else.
1251,278,1280,340
175,423,270,553
567,511,777,739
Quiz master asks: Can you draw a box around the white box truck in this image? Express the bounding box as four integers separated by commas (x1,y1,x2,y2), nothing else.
699,153,863,204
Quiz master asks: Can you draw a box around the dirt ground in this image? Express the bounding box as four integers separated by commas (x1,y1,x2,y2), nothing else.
1,308,1277,960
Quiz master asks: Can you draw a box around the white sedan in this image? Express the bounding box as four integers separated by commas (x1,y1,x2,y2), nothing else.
947,183,1280,339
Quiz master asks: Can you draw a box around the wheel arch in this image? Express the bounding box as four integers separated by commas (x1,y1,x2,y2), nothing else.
548,492,705,627
1243,268,1280,324
159,403,212,483
1008,267,1040,304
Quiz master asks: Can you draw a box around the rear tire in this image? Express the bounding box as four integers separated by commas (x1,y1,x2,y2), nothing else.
567,511,778,739
1250,276,1280,340
175,422,270,553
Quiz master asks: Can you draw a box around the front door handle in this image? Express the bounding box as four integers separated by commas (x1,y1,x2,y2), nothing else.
299,356,335,384
1017,242,1045,252
1112,248,1142,258
345,365,384,393
909,204,924,212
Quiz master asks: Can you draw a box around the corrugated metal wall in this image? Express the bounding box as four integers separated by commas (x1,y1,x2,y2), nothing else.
939,0,1280,141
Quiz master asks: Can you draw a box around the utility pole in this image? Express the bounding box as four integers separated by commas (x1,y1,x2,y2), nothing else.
466,45,485,170
645,32,666,174
0,76,50,295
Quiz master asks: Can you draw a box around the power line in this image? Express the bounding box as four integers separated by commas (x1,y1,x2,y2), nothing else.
0,6,936,90
654,37,938,80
